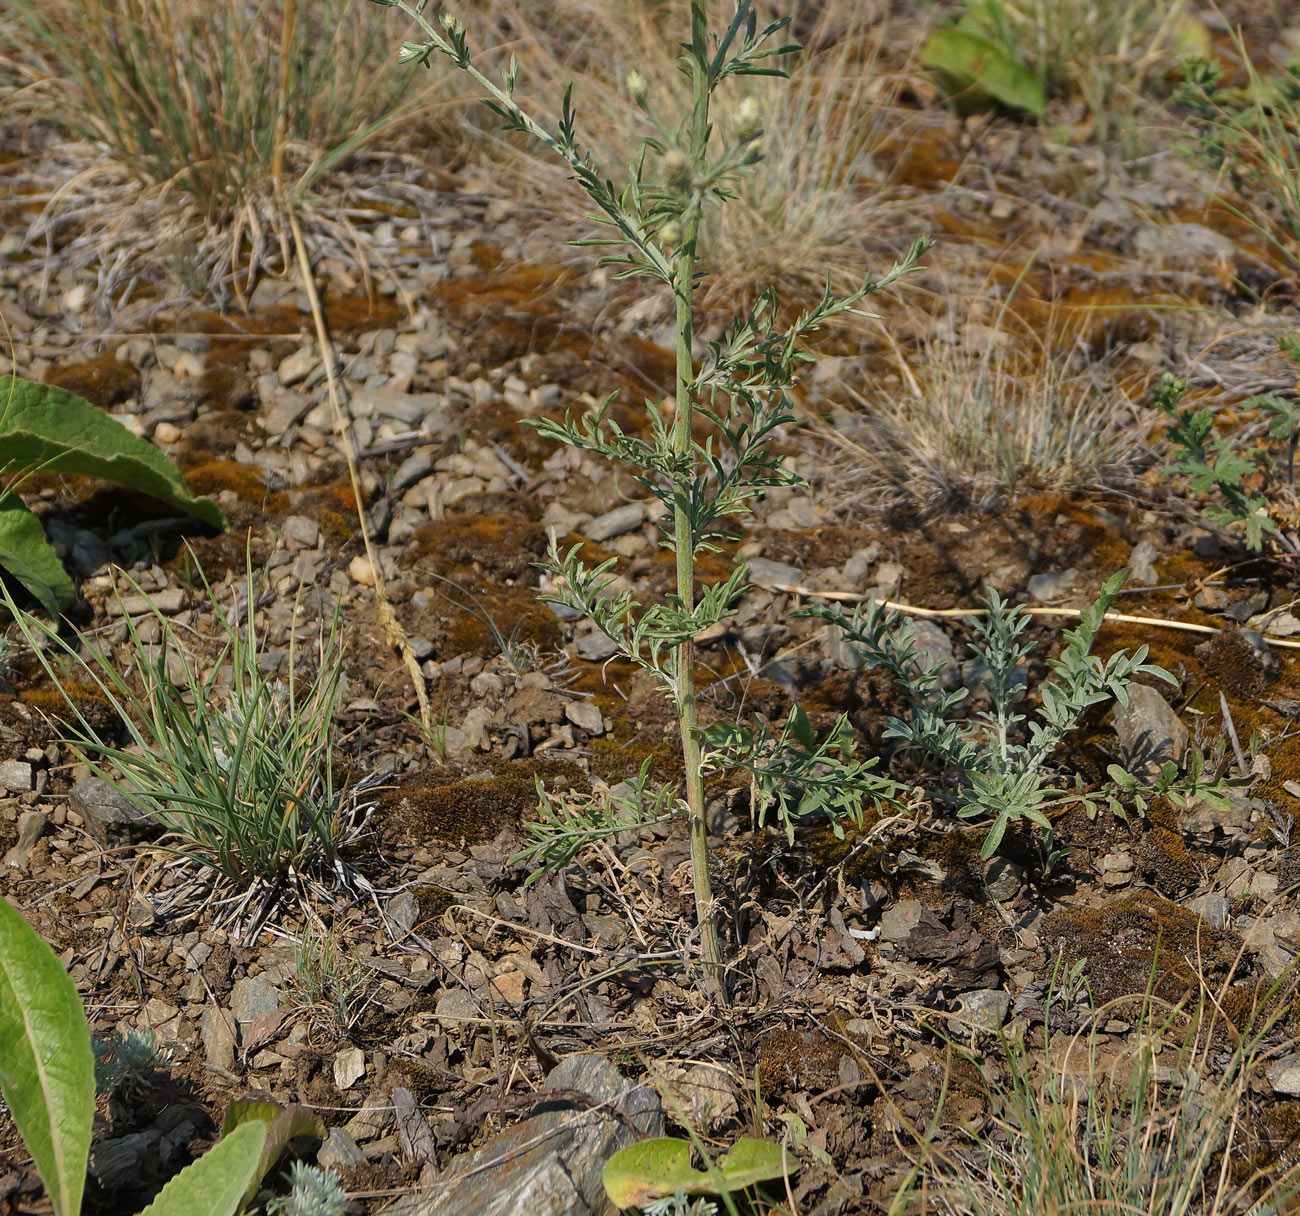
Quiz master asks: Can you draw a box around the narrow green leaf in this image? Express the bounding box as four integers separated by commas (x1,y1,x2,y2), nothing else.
0,376,226,531
0,899,95,1216
0,492,74,615
138,1120,267,1216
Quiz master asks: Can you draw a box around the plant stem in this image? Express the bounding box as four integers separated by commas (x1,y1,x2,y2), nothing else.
673,0,725,1005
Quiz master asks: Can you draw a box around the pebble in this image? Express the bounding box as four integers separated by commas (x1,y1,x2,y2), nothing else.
564,700,605,735
0,759,32,792
333,1045,366,1090
1268,1052,1300,1096
1027,568,1080,601
747,556,804,589
277,347,317,386
584,502,646,542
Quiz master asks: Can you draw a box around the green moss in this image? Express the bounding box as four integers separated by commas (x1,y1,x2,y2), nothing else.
378,774,537,847
1039,891,1242,1007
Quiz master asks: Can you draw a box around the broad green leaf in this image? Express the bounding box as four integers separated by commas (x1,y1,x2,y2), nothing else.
603,1136,791,1210
919,29,1046,118
0,376,226,531
0,492,74,616
0,899,95,1216
222,1099,325,1206
139,1120,267,1216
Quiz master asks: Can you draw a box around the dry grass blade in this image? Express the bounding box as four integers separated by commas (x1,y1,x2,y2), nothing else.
895,972,1300,1216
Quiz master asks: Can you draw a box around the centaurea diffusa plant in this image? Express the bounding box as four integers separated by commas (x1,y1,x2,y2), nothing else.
371,0,926,999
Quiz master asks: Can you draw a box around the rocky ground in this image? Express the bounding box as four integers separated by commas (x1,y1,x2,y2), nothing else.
7,3,1300,1215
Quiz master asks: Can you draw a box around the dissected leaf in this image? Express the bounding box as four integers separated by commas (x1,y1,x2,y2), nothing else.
138,1120,267,1216
920,29,1046,118
0,899,95,1216
0,491,74,616
603,1136,791,1210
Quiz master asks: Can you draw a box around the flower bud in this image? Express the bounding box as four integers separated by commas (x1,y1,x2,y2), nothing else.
659,220,682,247
626,71,649,103
439,9,464,37
662,149,692,192
735,96,763,143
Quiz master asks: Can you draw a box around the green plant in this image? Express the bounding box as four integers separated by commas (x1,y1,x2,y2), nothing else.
290,931,365,1031
892,977,1300,1216
1153,372,1297,555
0,375,226,616
4,556,365,916
1,899,323,1216
1173,49,1300,273
263,1161,348,1216
603,1136,790,1212
372,0,926,998
818,316,1146,515
92,1027,171,1094
800,571,1225,858
3,0,414,298
920,0,1172,152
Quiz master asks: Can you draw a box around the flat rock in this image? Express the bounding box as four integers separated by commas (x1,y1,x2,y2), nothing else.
382,1053,662,1216
0,759,31,792
230,976,280,1036
1111,684,1187,779
747,557,804,590
1268,1052,1300,1096
878,899,925,944
583,503,645,542
1026,568,1079,602
71,776,164,848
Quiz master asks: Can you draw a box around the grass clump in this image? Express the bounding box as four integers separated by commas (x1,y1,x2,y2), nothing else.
4,556,371,926
896,975,1300,1216
820,323,1145,515
3,0,414,301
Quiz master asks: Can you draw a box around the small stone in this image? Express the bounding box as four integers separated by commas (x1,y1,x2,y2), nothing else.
393,452,435,491
318,1128,366,1170
1128,540,1160,585
230,976,280,1035
333,1045,366,1090
1268,1052,1300,1096
576,630,619,661
1186,894,1230,930
198,1009,237,1076
984,857,1023,901
584,503,646,543
1112,684,1188,779
70,776,163,848
564,701,605,735
108,589,186,616
281,515,320,550
349,555,376,586
435,989,480,1030
956,988,1011,1029
277,347,316,386
747,557,804,590
153,421,183,445
878,899,924,944
1027,569,1080,601
389,891,420,934
0,759,32,792
3,810,48,870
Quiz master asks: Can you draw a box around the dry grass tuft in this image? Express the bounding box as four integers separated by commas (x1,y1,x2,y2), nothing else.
817,303,1150,517
1,0,423,305
896,969,1300,1216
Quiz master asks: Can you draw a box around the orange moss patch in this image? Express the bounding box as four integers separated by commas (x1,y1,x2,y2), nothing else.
180,459,290,513
1135,826,1201,895
403,514,548,582
47,353,140,407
